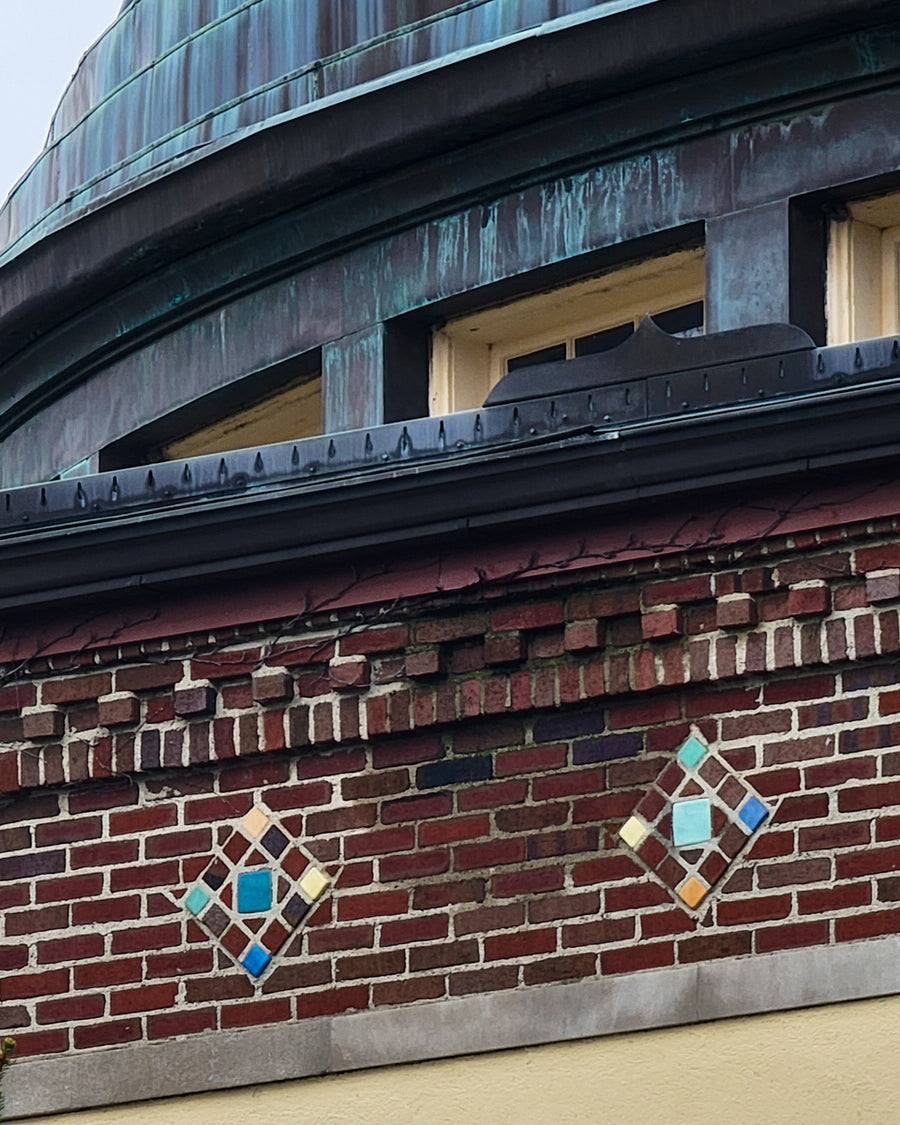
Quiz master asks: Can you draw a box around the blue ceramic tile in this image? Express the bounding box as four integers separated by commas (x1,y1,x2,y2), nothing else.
185,884,211,916
241,943,272,978
677,736,707,769
739,795,767,832
672,798,712,847
237,868,273,913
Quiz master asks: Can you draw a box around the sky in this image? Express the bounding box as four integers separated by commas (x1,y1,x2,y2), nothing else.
0,0,122,204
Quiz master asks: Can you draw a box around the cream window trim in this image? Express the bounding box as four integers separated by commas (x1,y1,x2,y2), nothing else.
827,192,900,344
430,246,705,415
161,373,322,460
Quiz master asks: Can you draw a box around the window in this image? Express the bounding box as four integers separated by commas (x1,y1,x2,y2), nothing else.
100,353,321,470
430,246,705,414
827,190,900,344
159,372,321,461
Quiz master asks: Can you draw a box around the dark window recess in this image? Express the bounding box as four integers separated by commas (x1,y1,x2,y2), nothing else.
506,343,567,372
652,301,704,336
574,322,635,356
99,349,321,470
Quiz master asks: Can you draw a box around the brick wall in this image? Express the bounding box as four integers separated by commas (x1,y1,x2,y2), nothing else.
4,516,900,1060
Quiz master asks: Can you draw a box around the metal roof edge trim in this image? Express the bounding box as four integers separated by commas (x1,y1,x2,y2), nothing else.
0,335,898,607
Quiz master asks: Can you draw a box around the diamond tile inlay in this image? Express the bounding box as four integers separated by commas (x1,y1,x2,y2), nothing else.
175,802,335,977
618,730,769,911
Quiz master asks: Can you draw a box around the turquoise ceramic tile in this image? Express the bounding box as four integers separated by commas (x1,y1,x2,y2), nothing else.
672,797,712,846
677,736,707,769
739,795,767,832
185,884,211,915
237,868,273,913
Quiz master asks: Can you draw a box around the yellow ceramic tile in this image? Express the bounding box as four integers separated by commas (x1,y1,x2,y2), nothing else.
299,867,331,901
678,876,708,909
242,806,269,838
618,816,646,850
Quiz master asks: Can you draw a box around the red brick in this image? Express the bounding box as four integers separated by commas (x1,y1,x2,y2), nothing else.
381,793,451,824
757,858,831,888
717,894,792,926
71,839,140,868
866,570,900,604
799,821,870,851
572,854,642,885
756,920,829,953
36,994,105,1024
308,925,375,954
529,890,600,923
22,708,64,740
837,844,900,878
410,939,479,971
69,779,138,814
644,575,712,607
716,594,758,629
381,914,449,946
450,965,519,995
455,903,524,936
372,734,442,769
495,744,567,777
562,918,635,946
219,759,290,792
340,625,409,656
678,931,752,962
74,1019,140,1050
98,694,141,727
116,666,180,697
798,883,872,915
419,814,489,846
344,825,414,858
112,922,181,955
380,849,450,881
43,673,111,705
839,781,900,813
641,606,682,640
35,873,104,903
565,621,603,652
533,768,605,801
37,933,104,964
250,672,293,702
484,632,527,665
492,866,564,897
601,941,674,975
296,986,369,1019
412,878,485,910
110,860,178,892
458,779,527,811
307,804,377,835
3,967,69,1000
336,950,404,980
221,997,292,1029
491,601,564,632
640,909,697,938
75,958,143,989
148,1008,216,1039
337,890,408,921
721,711,792,739
484,928,557,960
779,553,850,583
373,977,445,1006
455,838,525,869
752,770,804,799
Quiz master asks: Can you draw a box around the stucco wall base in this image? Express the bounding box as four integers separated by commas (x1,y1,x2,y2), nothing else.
7,934,900,1120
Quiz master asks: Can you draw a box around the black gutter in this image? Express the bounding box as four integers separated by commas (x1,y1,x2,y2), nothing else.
0,331,899,609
